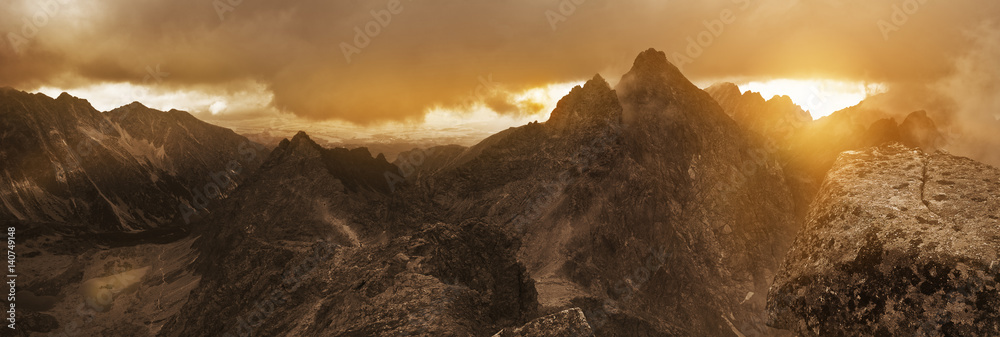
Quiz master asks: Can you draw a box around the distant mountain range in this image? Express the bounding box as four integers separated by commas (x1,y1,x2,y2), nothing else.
0,89,268,231
4,48,996,337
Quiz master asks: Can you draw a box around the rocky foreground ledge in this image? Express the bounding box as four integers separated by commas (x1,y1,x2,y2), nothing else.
767,144,1000,335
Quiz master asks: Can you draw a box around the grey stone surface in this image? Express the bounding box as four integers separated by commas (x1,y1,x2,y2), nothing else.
768,144,1000,336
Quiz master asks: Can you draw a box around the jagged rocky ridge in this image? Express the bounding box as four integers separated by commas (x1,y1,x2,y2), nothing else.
8,47,988,337
707,83,947,218
11,50,797,336
0,90,267,231
704,82,812,147
157,49,801,336
159,131,538,336
767,144,1000,335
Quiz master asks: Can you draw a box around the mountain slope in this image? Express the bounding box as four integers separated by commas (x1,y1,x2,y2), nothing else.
0,90,267,231
422,49,800,336
159,132,539,336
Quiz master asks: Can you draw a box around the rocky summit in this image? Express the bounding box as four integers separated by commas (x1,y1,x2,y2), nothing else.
767,143,1000,336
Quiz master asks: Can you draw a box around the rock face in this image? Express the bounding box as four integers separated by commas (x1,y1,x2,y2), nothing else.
493,308,595,337
767,144,1000,336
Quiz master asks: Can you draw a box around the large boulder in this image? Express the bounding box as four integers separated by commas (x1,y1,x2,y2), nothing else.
768,143,1000,335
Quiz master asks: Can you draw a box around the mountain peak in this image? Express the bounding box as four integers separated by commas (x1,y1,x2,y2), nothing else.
769,95,795,105
291,130,312,143
616,48,699,104
285,131,325,156
269,131,324,167
744,91,765,103
633,48,669,69
628,48,687,82
904,110,929,120
109,101,151,115
615,48,707,123
587,73,610,90
52,92,98,109
545,73,622,134
53,92,98,109
265,131,400,193
571,73,612,95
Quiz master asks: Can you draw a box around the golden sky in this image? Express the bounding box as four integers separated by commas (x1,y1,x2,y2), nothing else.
1,0,998,131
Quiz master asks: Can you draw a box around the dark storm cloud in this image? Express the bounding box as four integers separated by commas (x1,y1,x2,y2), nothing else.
1,0,998,126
